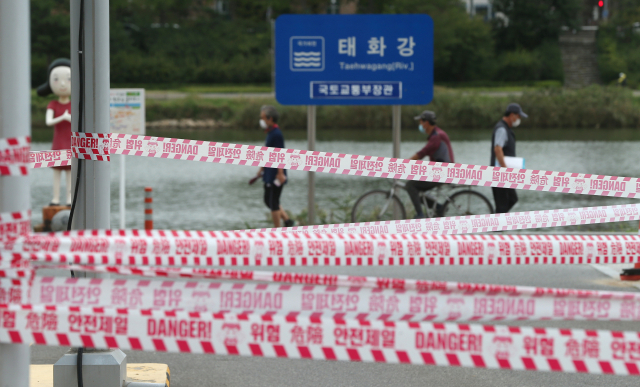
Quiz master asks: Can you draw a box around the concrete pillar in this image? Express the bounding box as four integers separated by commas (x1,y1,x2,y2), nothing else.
0,0,32,385
57,0,126,386
70,0,111,231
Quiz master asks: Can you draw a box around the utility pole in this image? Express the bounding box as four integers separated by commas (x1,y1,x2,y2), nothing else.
0,0,31,384
54,0,127,385
70,0,111,231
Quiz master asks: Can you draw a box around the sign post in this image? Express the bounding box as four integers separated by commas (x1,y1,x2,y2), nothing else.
307,105,317,223
275,14,433,224
109,89,145,229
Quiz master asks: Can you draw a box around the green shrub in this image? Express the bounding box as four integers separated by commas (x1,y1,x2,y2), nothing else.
145,97,235,122
597,31,628,84
495,50,540,82
136,86,640,130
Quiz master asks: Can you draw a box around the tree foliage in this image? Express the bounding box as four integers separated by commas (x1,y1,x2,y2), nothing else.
492,0,581,51
31,0,71,87
29,0,578,86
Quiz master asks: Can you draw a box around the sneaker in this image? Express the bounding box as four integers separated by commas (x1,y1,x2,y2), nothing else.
414,213,425,219
284,219,295,227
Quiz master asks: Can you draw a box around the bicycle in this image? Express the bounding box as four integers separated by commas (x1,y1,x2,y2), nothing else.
351,181,494,222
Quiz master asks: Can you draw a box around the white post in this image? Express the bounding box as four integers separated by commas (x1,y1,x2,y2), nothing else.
57,1,127,386
392,105,402,218
119,155,125,229
70,0,111,231
392,105,401,158
307,105,316,224
0,0,31,386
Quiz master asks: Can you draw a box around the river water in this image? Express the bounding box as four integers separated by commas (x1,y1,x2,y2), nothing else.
29,129,640,232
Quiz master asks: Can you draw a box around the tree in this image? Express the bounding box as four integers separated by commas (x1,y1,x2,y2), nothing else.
367,0,495,82
492,0,582,51
31,0,71,87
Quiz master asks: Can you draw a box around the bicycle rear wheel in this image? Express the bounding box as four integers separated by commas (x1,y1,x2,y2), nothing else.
442,190,494,217
351,190,406,223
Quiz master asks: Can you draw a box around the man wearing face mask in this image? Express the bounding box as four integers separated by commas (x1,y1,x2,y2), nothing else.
406,110,454,218
250,105,294,227
491,103,528,213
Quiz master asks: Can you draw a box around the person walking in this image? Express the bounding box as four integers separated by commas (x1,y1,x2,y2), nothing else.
250,105,294,227
491,103,528,213
406,110,454,218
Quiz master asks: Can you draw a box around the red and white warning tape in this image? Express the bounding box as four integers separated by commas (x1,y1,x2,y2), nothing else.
0,251,33,280
31,133,640,198
1,304,640,376
0,136,30,176
0,278,30,305
0,210,30,243
11,233,640,267
0,210,32,277
71,132,110,161
246,203,640,235
21,276,640,322
29,149,72,169
106,134,640,198
56,264,640,300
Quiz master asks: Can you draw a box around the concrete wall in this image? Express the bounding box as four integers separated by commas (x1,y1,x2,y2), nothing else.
559,27,600,88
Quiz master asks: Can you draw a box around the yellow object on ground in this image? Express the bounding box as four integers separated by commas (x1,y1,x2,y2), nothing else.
30,363,170,387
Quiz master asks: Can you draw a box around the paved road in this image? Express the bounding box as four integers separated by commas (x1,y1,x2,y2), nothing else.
145,90,640,100
31,264,640,387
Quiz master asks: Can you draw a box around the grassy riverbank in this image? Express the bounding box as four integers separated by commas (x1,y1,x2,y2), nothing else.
31,85,640,131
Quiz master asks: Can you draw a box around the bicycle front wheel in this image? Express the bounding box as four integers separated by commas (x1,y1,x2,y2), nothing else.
442,190,494,217
351,190,406,223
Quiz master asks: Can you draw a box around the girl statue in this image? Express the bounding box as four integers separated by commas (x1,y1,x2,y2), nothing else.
37,58,72,206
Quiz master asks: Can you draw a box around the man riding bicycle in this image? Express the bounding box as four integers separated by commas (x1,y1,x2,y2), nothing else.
407,110,454,218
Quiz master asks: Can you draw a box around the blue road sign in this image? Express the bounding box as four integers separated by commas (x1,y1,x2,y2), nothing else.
275,14,433,106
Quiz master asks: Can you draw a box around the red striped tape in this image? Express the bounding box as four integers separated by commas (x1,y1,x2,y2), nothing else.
21,276,640,322
246,203,640,235
12,233,640,267
70,132,110,161
0,136,30,176
28,150,71,169
1,305,639,376
30,133,640,198
56,264,640,300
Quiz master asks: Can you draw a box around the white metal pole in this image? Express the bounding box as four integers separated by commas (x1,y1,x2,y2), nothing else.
392,105,401,158
70,0,111,231
307,105,316,224
392,105,402,218
119,155,125,229
0,0,31,385
62,1,126,384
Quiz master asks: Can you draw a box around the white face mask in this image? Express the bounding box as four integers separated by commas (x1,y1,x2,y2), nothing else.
418,123,425,134
259,119,268,129
512,118,521,128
